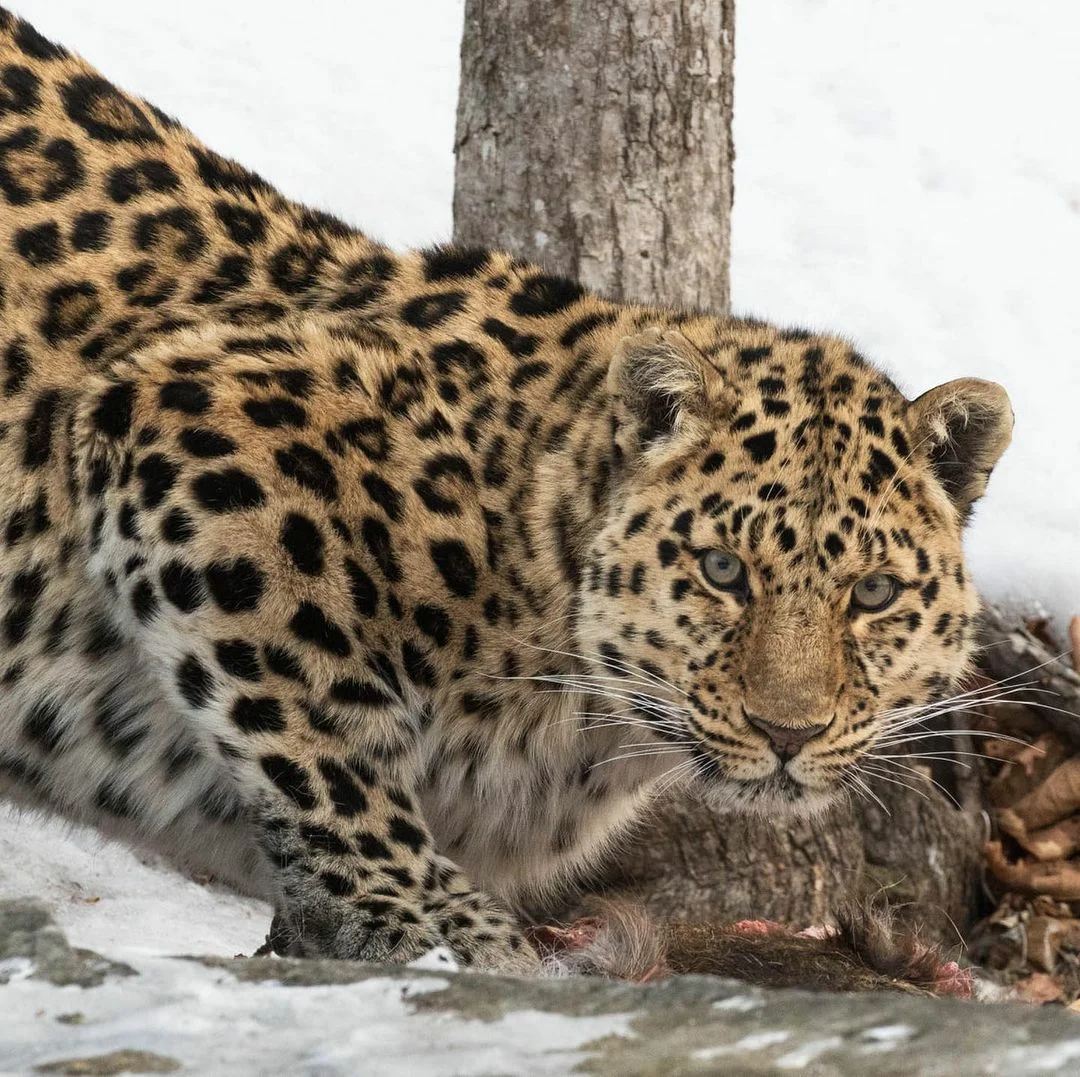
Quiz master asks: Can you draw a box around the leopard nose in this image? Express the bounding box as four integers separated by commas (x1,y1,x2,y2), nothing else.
743,710,828,762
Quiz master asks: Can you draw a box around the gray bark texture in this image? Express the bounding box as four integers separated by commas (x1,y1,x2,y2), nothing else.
453,0,735,311
452,0,982,947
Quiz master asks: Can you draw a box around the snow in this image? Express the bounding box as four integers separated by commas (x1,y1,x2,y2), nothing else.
0,813,636,1073
694,1028,791,1059
0,811,268,958
1,0,1079,1063
3,953,633,1075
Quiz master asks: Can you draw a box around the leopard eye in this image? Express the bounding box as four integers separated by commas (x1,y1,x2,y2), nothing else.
850,573,898,613
700,550,747,593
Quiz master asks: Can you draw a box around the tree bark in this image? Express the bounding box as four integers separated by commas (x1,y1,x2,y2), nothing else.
453,0,982,948
453,0,735,312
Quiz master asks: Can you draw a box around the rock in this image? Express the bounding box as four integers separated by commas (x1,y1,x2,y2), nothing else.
6,899,1080,1075
0,899,134,988
34,1049,181,1075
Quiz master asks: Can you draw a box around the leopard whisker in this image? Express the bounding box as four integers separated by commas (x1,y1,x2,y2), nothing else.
871,750,983,767
836,771,874,812
499,670,683,705
561,711,675,728
858,762,935,805
565,712,689,737
872,727,1029,749
871,687,1072,737
485,670,679,700
610,738,697,750
867,755,962,799
875,663,1068,721
872,719,1004,743
875,679,1048,725
580,648,688,698
654,757,699,796
498,677,686,719
843,770,891,816
591,746,693,768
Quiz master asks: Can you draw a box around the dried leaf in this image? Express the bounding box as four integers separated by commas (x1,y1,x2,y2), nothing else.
997,756,1080,835
1015,971,1064,1004
985,840,1080,900
989,733,1061,808
1027,917,1069,972
1016,816,1080,862
1032,895,1075,919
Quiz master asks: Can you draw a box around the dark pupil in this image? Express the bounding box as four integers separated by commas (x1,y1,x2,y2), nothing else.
865,578,883,594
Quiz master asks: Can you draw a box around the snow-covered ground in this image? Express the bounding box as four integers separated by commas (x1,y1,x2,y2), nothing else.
2,0,1079,991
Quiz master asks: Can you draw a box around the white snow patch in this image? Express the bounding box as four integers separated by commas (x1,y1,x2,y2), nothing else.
694,1028,791,1059
859,1023,917,1049
711,993,764,1013
776,1035,845,1068
0,809,269,959
2,955,634,1076
996,1039,1080,1075
407,946,460,972
0,956,33,983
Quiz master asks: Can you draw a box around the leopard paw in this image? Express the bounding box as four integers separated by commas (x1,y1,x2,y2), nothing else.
430,890,539,974
270,894,439,964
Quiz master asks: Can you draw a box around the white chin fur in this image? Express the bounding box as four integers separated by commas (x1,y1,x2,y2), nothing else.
694,774,840,819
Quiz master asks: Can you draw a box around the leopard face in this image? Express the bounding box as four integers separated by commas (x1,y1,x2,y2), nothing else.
575,328,1012,814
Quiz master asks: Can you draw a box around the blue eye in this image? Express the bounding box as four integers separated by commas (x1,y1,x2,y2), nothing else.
851,573,898,612
700,550,747,592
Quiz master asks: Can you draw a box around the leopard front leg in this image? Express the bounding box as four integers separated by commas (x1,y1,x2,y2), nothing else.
257,750,439,964
245,709,539,971
126,560,533,969
110,541,533,969
78,357,535,971
263,809,534,971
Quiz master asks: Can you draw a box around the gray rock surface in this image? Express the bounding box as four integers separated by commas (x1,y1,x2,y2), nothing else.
0,900,134,989
4,899,1080,1075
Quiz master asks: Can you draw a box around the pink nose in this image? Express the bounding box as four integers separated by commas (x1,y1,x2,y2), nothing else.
743,710,828,762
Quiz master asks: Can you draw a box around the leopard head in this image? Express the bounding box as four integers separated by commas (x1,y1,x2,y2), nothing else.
576,326,1013,813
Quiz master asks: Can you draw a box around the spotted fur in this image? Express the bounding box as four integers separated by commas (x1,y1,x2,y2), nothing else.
0,11,1012,971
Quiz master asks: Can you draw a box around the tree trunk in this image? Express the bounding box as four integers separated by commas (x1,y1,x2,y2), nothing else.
452,0,981,948
453,0,734,312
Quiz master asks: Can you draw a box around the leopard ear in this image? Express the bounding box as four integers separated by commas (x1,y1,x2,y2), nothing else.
909,378,1013,520
608,328,725,460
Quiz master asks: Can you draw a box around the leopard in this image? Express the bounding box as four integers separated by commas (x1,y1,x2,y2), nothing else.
0,8,1012,974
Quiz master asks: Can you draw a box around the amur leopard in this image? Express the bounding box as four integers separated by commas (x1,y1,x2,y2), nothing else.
0,10,1012,972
